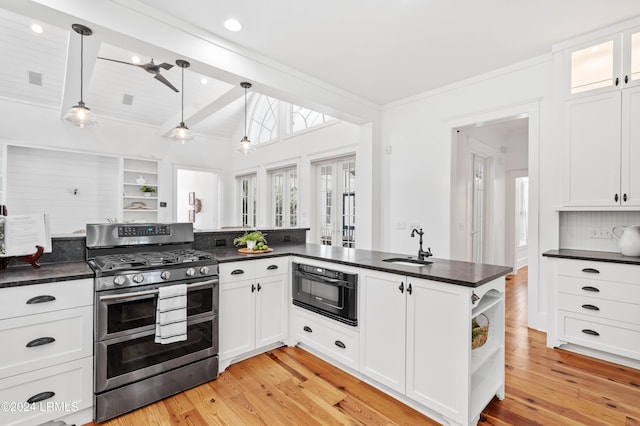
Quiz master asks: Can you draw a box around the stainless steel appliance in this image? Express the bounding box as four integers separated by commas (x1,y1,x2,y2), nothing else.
291,262,358,326
86,223,218,423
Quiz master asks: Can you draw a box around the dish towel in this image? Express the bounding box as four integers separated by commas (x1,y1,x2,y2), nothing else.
155,284,187,344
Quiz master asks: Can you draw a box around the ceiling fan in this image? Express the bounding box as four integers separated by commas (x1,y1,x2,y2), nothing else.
96,57,179,92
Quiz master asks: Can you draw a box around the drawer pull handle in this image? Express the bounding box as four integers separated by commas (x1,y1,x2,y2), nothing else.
26,337,56,348
26,295,56,304
581,304,600,311
581,286,600,292
581,329,600,336
303,326,312,333
231,269,245,275
267,265,279,270
335,340,346,349
581,268,600,274
27,391,55,404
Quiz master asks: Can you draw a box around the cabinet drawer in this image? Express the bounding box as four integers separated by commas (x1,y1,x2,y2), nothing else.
558,293,640,325
219,262,256,282
561,315,640,360
557,259,639,284
0,279,93,320
252,257,289,277
0,306,93,379
294,308,359,369
0,356,93,426
557,275,640,304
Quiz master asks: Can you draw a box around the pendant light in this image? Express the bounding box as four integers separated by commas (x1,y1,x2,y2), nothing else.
237,81,255,155
170,59,194,144
64,24,97,127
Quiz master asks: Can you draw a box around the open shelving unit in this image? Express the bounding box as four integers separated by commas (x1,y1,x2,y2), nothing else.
121,158,159,223
469,288,505,423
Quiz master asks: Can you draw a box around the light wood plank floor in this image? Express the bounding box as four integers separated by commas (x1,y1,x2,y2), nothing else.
87,267,640,425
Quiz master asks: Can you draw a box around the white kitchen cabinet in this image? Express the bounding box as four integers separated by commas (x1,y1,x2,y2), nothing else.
565,27,640,97
563,86,640,206
219,257,288,369
548,258,640,366
121,157,158,223
360,269,505,426
0,278,93,426
292,306,360,370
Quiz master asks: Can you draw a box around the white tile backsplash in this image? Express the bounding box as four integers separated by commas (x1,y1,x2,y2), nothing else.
560,211,640,252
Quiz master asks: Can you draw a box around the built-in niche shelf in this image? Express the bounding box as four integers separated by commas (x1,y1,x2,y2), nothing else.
122,158,158,223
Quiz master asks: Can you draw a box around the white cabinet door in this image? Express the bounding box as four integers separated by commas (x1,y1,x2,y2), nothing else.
360,270,407,393
563,91,622,206
406,278,469,425
255,274,287,348
219,279,256,360
621,86,640,206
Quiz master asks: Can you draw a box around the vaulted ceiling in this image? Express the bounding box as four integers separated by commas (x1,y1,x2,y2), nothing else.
1,0,640,140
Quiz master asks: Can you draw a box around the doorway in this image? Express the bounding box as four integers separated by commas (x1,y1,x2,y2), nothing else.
450,117,528,267
174,167,219,230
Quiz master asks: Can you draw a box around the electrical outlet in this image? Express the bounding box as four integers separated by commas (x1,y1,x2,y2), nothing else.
590,228,613,239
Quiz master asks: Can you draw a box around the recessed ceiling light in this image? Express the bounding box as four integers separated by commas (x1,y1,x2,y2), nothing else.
131,56,141,64
224,19,242,32
200,78,208,85
31,24,43,34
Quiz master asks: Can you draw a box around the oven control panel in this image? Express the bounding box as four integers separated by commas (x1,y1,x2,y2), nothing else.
118,225,171,237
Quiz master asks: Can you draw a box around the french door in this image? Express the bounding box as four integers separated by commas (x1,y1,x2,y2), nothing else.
315,157,356,247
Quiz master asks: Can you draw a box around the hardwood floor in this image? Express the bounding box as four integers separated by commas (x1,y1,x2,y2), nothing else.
87,267,640,425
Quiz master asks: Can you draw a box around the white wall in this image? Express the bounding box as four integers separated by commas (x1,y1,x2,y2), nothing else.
380,56,559,331
0,98,234,229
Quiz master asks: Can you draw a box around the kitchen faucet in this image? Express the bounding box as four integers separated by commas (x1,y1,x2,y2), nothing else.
410,227,432,261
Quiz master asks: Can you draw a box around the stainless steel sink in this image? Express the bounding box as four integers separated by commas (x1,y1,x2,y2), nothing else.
382,257,433,267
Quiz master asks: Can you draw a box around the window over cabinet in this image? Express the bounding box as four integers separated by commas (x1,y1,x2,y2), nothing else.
314,156,356,248
237,174,257,227
270,167,298,228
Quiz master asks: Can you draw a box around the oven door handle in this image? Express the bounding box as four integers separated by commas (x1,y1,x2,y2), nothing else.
98,279,218,301
296,270,344,285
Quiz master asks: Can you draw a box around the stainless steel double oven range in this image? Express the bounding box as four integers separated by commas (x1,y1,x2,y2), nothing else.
86,223,219,422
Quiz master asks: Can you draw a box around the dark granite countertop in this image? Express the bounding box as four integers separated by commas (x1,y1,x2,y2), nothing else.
0,261,94,288
213,244,512,287
543,249,640,265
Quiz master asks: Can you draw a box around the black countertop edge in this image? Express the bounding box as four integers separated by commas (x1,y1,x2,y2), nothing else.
194,227,310,234
542,249,640,265
0,261,94,289
214,244,512,288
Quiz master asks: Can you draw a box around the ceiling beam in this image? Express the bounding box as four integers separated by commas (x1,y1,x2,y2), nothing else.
157,85,245,137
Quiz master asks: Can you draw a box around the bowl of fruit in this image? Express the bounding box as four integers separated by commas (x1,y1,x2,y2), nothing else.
234,231,272,253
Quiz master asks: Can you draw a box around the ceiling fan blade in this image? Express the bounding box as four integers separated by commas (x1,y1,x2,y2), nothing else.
157,63,173,70
154,73,179,92
97,56,142,68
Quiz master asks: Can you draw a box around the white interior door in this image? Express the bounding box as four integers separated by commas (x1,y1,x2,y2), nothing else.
175,167,218,229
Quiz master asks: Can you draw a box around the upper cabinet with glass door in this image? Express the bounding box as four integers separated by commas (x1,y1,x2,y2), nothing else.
566,27,640,97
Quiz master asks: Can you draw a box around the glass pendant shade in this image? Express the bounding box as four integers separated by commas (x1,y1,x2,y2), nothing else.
237,135,255,155
170,122,194,144
66,24,97,128
172,59,193,143
237,81,254,155
64,101,97,128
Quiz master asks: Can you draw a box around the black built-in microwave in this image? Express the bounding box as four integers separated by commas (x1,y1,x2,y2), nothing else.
291,262,357,326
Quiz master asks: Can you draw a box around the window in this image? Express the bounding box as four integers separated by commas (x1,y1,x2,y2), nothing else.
238,174,257,227
270,167,298,228
249,94,278,144
516,177,529,247
290,105,333,133
315,157,356,247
